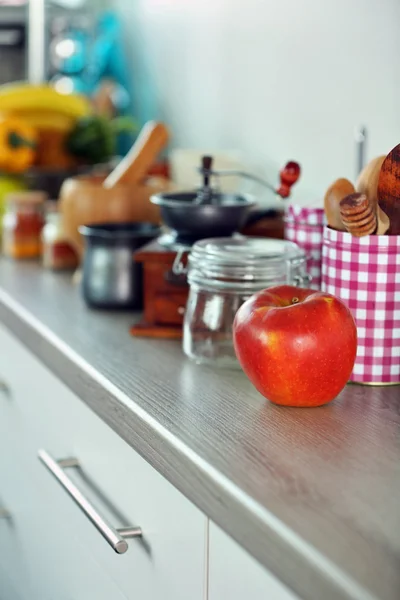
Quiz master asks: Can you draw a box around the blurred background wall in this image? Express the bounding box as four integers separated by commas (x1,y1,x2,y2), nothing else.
112,0,400,203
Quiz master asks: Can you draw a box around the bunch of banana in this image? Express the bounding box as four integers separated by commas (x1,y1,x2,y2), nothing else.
0,82,92,133
0,82,93,170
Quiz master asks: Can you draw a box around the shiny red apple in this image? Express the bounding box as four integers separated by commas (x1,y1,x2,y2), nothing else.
233,285,357,407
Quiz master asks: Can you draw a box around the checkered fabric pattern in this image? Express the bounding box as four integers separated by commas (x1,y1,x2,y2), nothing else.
285,205,325,290
321,227,400,384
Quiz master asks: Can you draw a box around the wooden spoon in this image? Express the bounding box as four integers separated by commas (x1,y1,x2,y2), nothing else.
356,155,390,234
103,121,169,190
377,144,400,234
324,178,355,230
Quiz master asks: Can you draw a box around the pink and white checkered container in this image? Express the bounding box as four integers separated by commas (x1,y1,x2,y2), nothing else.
285,205,325,290
321,227,400,385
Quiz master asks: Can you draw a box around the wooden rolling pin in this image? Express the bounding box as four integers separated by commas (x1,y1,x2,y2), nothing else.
103,121,170,189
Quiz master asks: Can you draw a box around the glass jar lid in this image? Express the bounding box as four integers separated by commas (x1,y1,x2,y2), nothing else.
187,236,306,290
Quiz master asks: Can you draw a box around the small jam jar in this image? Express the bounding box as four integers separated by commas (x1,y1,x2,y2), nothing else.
2,191,46,259
182,236,310,367
42,204,78,271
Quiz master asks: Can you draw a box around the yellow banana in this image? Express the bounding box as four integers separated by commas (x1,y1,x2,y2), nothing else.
6,110,75,133
0,82,92,120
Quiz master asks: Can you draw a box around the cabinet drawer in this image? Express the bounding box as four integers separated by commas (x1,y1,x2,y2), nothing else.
208,524,298,600
0,449,128,600
0,323,206,600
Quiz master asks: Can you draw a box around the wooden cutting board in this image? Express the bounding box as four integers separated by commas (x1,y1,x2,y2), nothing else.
377,143,400,234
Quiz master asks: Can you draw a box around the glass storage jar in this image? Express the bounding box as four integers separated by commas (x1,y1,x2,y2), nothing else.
42,204,78,270
2,191,46,259
182,236,309,367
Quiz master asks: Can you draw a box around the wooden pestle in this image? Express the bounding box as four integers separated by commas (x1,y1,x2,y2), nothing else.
59,122,170,264
324,178,355,230
103,121,170,189
339,193,377,237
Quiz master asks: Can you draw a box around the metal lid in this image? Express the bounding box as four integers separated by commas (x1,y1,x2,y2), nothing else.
187,236,306,290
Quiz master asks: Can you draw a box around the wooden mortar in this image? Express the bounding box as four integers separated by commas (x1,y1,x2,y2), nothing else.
59,120,171,260
59,173,170,259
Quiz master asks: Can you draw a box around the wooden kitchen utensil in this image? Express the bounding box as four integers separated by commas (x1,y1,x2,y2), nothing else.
59,121,171,259
324,178,355,231
375,205,390,235
103,121,169,189
377,143,400,234
356,155,384,199
339,192,377,237
59,174,169,258
356,155,390,235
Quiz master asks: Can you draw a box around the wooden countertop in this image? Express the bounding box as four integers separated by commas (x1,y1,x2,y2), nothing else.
0,259,399,600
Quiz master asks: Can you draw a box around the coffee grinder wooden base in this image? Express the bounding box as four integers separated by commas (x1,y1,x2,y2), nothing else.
130,239,189,339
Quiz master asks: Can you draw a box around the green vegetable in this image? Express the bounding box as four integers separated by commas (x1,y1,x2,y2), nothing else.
66,115,139,164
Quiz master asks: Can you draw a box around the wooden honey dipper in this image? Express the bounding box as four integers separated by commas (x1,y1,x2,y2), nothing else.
324,178,355,231
339,192,377,236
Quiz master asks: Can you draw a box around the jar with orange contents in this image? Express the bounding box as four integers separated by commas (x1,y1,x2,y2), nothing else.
2,191,46,259
41,202,78,270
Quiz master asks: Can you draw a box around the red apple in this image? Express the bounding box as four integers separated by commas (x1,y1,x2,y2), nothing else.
233,285,357,407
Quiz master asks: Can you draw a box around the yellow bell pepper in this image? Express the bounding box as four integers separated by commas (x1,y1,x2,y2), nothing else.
0,116,37,174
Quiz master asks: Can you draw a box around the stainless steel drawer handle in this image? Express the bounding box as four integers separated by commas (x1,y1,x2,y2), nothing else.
38,449,142,554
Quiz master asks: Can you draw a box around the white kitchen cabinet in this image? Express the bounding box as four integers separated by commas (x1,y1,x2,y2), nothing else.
208,523,298,600
1,322,299,600
0,446,129,600
0,323,206,600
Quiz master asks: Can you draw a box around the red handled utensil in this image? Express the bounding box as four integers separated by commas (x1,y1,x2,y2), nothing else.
276,161,301,198
198,159,301,199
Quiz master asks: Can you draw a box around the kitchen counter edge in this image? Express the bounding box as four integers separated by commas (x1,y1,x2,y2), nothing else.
0,286,382,600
